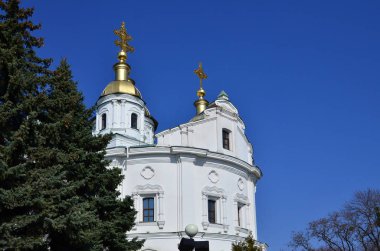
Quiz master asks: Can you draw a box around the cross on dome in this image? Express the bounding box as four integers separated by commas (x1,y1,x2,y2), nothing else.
114,21,134,62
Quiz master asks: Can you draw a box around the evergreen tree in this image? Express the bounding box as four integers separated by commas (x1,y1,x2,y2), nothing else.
0,0,143,250
0,0,51,249
42,60,143,250
232,234,264,251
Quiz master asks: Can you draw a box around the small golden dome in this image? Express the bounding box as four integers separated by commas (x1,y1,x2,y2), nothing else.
101,79,142,98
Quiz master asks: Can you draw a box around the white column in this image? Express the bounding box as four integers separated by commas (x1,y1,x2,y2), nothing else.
120,100,126,128
202,194,208,222
201,193,209,230
138,195,143,222
222,197,227,225
132,194,139,229
222,197,228,233
112,100,117,127
140,108,144,130
158,193,164,221
95,114,99,132
233,201,238,227
176,157,183,231
251,183,259,240
245,204,250,229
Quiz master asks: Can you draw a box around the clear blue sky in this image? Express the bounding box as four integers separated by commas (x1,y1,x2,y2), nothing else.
27,1,380,250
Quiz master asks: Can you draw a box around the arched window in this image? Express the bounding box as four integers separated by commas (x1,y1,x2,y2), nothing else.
101,113,107,130
131,113,138,129
222,129,230,150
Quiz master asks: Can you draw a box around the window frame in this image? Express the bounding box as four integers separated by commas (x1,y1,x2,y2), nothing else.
132,184,165,229
202,186,228,232
208,199,217,224
234,193,250,231
222,129,231,150
131,113,138,129
142,197,155,222
237,202,244,227
101,113,107,130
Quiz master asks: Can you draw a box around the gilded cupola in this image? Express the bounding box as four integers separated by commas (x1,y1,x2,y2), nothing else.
101,22,142,98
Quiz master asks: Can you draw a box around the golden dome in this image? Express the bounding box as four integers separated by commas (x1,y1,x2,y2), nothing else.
101,22,142,98
101,79,141,98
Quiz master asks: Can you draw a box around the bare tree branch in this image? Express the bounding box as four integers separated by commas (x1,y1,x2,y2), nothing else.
289,189,380,251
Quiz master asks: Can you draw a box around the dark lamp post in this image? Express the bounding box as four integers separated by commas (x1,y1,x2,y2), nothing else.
178,224,209,251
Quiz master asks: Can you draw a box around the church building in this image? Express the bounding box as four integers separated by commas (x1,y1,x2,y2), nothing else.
92,22,265,251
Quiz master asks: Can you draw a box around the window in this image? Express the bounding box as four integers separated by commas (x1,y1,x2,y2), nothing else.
202,186,228,231
131,113,138,129
132,184,165,229
101,113,107,130
143,197,154,222
208,199,216,223
234,193,250,230
238,203,243,226
222,129,230,150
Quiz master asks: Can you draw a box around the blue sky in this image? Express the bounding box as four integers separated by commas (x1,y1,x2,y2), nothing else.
27,1,380,250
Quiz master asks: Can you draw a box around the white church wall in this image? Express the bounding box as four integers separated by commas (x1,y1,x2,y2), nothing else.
156,107,253,165
114,146,261,251
95,86,262,250
93,93,155,146
124,154,178,233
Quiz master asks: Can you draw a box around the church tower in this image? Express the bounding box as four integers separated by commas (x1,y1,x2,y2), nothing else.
93,22,157,148
93,22,266,251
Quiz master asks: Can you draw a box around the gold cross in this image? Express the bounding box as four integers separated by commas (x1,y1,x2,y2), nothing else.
114,22,134,53
194,62,207,89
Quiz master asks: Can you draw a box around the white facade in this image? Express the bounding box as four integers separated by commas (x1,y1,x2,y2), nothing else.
94,93,156,147
93,59,264,250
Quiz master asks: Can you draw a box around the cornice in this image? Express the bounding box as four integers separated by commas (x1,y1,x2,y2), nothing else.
127,231,250,242
97,93,146,107
127,146,262,178
105,145,263,178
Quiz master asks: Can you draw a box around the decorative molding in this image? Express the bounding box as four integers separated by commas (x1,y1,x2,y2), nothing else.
126,145,263,178
202,221,209,230
127,158,174,165
127,231,252,242
133,184,163,194
99,107,109,114
157,221,165,229
132,184,165,230
96,93,145,108
215,99,238,114
202,186,225,197
235,226,250,235
205,161,249,179
237,178,245,191
215,108,239,121
209,223,224,229
140,166,155,180
208,170,219,183
235,193,249,204
128,106,141,113
137,222,156,227
201,186,228,232
224,224,229,233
